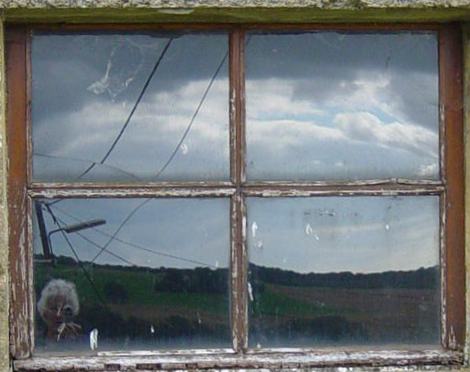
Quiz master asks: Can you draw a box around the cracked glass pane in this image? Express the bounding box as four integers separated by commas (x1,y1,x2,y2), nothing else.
247,196,440,348
33,198,231,354
246,32,439,181
31,32,229,182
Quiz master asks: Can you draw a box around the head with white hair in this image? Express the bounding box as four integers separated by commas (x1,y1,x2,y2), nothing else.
37,279,80,340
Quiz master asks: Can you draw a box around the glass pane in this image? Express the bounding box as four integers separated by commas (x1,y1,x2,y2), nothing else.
32,33,229,182
247,196,440,348
33,198,230,354
246,32,439,181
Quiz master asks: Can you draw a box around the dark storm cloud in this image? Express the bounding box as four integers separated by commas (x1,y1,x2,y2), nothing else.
246,31,438,129
32,32,229,124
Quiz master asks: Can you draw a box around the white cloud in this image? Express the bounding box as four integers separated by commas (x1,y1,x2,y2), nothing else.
248,118,345,151
418,163,439,177
334,111,438,159
247,79,324,119
35,79,229,158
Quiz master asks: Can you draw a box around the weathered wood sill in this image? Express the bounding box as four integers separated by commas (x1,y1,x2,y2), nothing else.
13,349,464,371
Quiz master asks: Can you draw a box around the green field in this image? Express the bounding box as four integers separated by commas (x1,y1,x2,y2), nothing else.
34,259,440,350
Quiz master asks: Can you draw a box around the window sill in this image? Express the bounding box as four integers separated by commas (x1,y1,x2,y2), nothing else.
13,349,463,371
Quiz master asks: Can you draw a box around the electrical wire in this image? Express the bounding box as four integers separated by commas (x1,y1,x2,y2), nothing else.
78,37,174,179
53,213,137,267
153,49,228,179
51,205,217,269
45,37,172,209
89,49,228,263
34,152,142,181
44,204,108,308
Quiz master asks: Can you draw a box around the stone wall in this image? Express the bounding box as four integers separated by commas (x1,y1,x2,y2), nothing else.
0,19,8,372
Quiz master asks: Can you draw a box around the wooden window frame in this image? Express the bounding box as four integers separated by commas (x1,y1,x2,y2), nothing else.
6,23,465,371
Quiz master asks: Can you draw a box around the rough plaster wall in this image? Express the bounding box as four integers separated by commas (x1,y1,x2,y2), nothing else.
0,19,8,372
0,18,8,372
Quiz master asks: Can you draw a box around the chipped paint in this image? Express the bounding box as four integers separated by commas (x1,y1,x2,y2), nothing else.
12,349,464,370
28,187,236,199
244,187,443,198
230,194,240,351
440,192,448,349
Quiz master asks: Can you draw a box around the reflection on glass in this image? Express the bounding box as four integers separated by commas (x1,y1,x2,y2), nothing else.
33,198,230,354
246,32,439,181
247,196,440,348
32,33,229,182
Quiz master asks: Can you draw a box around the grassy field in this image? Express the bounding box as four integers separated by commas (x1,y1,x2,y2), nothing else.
35,260,440,349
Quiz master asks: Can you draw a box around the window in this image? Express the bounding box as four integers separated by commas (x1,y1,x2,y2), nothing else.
7,24,464,370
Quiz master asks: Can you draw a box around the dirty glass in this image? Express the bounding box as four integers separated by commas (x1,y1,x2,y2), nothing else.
245,32,439,181
247,196,440,348
31,33,229,182
33,198,231,353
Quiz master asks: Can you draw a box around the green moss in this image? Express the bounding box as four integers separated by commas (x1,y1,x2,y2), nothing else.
4,7,470,24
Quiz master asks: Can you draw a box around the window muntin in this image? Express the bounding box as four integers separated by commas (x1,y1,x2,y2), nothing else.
7,24,464,369
245,32,439,181
31,33,230,182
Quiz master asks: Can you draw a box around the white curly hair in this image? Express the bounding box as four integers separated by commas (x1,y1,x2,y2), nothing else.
37,279,80,321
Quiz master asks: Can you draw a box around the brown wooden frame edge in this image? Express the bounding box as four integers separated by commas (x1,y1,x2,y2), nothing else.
7,25,33,360
440,23,466,350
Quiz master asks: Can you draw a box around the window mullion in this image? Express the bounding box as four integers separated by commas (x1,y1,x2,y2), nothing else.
229,28,248,352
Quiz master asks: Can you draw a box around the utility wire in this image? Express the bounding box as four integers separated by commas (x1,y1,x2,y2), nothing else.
52,205,216,269
153,49,228,179
90,49,228,263
78,37,173,179
34,152,142,181
53,213,137,267
44,204,108,308
45,38,172,210
90,199,151,263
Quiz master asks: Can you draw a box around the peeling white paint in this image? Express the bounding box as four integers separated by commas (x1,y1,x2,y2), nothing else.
305,223,313,235
180,143,189,155
251,221,258,238
90,328,99,351
247,281,253,302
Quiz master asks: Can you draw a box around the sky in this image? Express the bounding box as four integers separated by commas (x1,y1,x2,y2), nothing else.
31,31,440,274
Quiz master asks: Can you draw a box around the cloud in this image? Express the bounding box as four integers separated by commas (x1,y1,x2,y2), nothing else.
33,79,229,181
334,111,438,159
246,79,324,120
